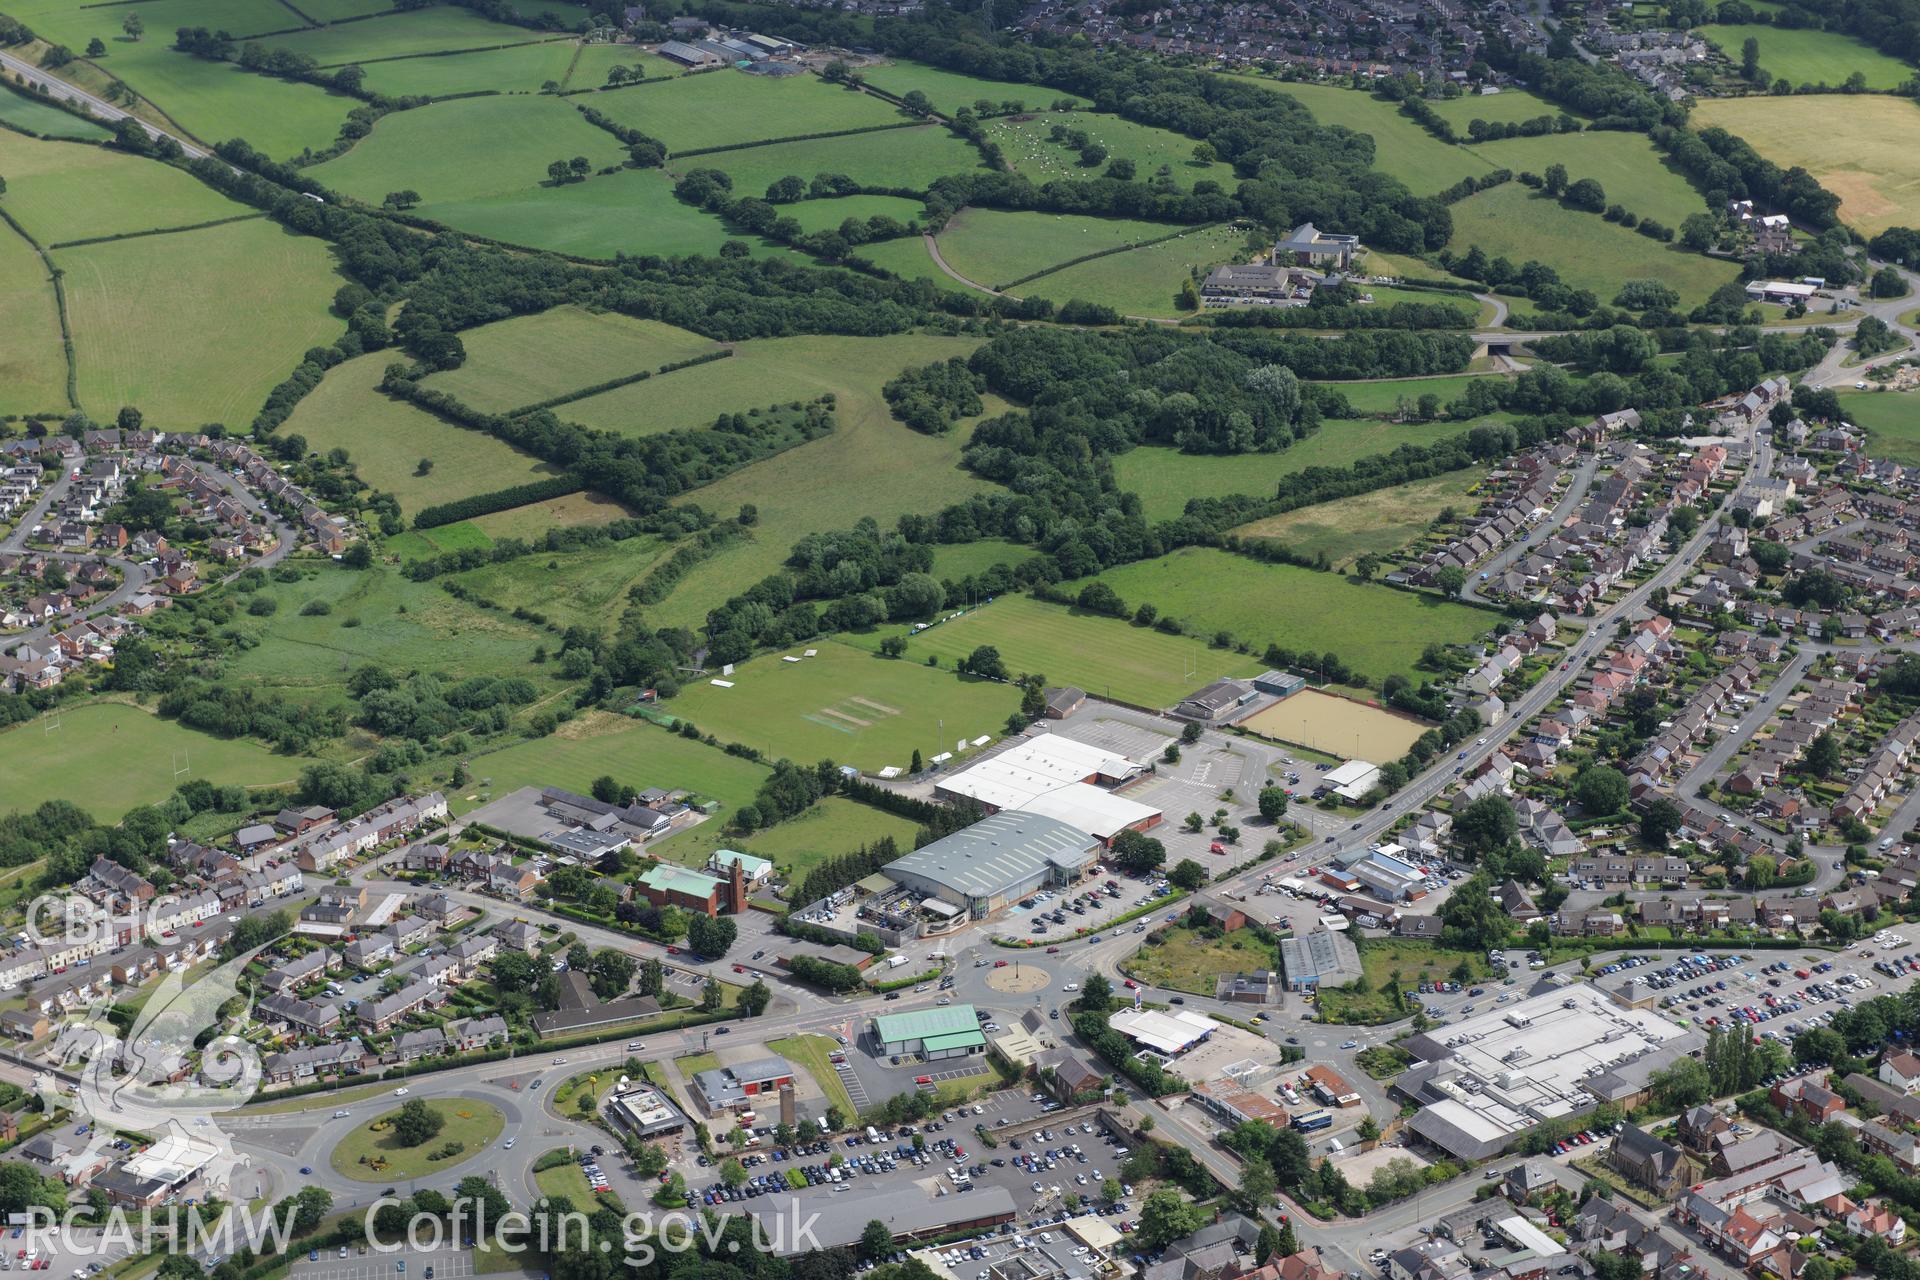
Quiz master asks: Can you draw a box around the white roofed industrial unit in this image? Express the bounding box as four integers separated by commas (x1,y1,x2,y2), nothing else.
1324,759,1382,801
1108,1006,1219,1055
1013,783,1160,842
933,733,1141,810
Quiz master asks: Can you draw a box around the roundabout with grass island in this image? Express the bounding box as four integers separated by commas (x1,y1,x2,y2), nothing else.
328,1096,506,1182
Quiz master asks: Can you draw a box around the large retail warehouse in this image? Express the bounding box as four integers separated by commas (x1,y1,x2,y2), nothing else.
884,810,1100,920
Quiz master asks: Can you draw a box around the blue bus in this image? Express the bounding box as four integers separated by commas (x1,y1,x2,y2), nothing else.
1291,1109,1333,1133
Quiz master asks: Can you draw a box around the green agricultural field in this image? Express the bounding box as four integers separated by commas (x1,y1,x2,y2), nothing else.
0,703,318,820
1844,389,1920,462
1235,78,1494,195
986,111,1234,188
383,522,494,562
1018,223,1245,317
0,88,111,139
0,129,246,243
1091,547,1498,683
1699,23,1915,90
856,234,977,293
858,59,1084,113
567,46,681,89
1464,131,1708,229
282,350,559,515
448,535,674,636
10,0,283,46
468,491,635,539
1324,375,1511,415
1231,469,1486,568
774,194,926,234
421,166,741,260
585,71,905,153
666,641,1019,772
692,123,988,194
355,44,581,99
1427,88,1562,127
58,219,345,428
251,10,552,65
0,222,70,416
846,594,1266,709
315,95,628,205
421,306,719,413
296,0,401,18
935,208,1195,289
1446,182,1739,305
227,562,549,699
1692,96,1920,235
331,1098,505,1182
930,539,1033,580
1109,419,1478,523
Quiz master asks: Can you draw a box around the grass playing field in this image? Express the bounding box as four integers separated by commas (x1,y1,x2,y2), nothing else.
1699,23,1916,90
1463,130,1709,229
1090,547,1498,684
1427,88,1562,126
281,349,558,516
1018,223,1247,317
420,306,720,413
1109,420,1477,522
935,208,1198,289
447,535,675,637
845,594,1267,709
1234,78,1495,195
0,129,245,243
315,95,628,205
857,59,1085,113
355,44,580,99
1691,96,1920,235
0,219,70,416
1445,181,1739,305
0,702,318,820
986,110,1235,188
331,1098,505,1182
1230,469,1486,568
1843,389,1920,462
58,219,345,428
584,71,905,153
0,87,112,139
666,641,1019,772
687,124,988,195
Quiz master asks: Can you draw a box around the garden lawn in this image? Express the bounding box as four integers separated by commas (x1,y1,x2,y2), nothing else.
278,350,559,516
1323,375,1510,415
420,306,720,413
1699,23,1916,90
0,703,318,820
251,9,553,65
1231,469,1486,569
776,194,925,234
447,535,675,637
692,125,988,194
1463,130,1709,229
1445,181,1738,305
858,59,1084,113
1088,546,1498,684
1691,95,1920,235
1125,925,1278,996
1233,78,1494,195
330,1098,505,1182
0,87,111,139
585,72,905,153
1844,389,1920,462
1110,420,1476,522
0,129,245,243
1018,223,1246,317
986,110,1233,188
935,208,1198,289
355,44,581,99
843,594,1267,709
665,641,1020,773
421,166,742,260
1427,88,1561,127
0,219,70,416
58,219,344,428
315,95,627,205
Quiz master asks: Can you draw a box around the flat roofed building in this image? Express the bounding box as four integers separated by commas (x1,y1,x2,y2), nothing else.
932,734,1141,811
1325,760,1382,801
872,1003,987,1060
884,811,1099,919
606,1083,688,1137
1013,782,1161,846
1108,1006,1218,1055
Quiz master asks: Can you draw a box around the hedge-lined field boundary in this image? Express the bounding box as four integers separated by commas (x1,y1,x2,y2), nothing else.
668,118,924,160
0,204,78,411
49,211,264,250
997,220,1217,291
504,347,732,417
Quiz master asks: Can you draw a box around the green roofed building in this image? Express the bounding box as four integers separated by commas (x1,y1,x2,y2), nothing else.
637,861,740,916
871,1003,987,1061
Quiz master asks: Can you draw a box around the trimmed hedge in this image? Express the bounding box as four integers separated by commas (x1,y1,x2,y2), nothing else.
506,347,731,416
48,211,264,250
667,119,924,160
413,474,583,528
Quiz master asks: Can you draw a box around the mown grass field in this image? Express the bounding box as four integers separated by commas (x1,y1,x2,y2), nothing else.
667,641,1019,772
0,221,70,416
935,208,1195,289
251,8,550,64
1231,469,1486,568
1843,389,1920,462
0,87,112,139
689,124,988,194
0,703,318,820
59,219,345,428
1699,23,1915,89
588,71,905,152
355,43,580,99
316,95,628,205
858,59,1085,113
1692,96,1920,235
1427,88,1561,126
282,350,558,515
0,129,245,243
1018,223,1245,317
448,535,674,636
986,110,1234,187
1236,79,1494,195
1324,375,1510,415
421,306,720,413
1446,181,1739,304
845,594,1267,709
1110,419,1475,522
778,194,925,233
1090,546,1498,683
1464,130,1708,229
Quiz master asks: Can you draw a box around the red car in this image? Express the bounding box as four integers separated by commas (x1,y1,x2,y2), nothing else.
666,946,679,955
915,1076,932,1085
1209,842,1225,854
1123,979,1137,990
993,960,1008,969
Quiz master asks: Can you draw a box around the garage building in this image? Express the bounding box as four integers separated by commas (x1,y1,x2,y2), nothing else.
883,810,1100,919
872,1004,987,1060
